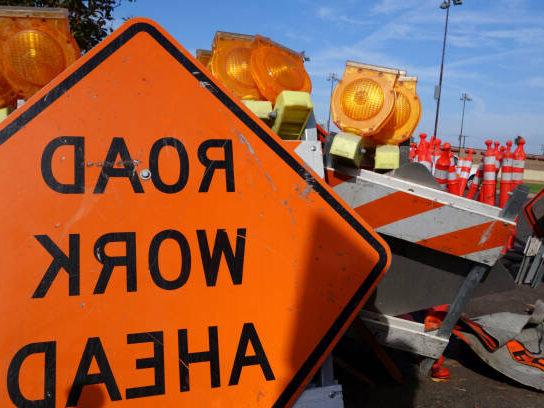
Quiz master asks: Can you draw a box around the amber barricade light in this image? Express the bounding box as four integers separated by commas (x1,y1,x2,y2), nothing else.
372,76,421,145
208,32,262,100
250,35,311,104
0,70,16,108
331,61,399,137
0,6,80,104
195,49,212,68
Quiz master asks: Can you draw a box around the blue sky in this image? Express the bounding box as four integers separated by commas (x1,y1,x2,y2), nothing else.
115,0,544,153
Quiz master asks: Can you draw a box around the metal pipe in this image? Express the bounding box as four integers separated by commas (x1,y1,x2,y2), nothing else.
458,93,471,151
326,73,339,133
433,2,451,139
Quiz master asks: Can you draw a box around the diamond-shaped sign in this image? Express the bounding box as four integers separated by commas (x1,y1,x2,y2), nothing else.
0,20,389,407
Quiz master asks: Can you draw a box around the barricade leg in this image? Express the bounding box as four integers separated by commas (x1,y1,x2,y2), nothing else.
419,264,489,376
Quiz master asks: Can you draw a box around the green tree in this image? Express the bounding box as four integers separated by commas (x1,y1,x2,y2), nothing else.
0,0,135,51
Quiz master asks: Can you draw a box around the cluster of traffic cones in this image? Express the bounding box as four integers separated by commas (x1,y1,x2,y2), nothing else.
410,134,526,208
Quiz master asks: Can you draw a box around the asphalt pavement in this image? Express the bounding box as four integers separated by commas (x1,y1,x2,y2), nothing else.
335,285,544,408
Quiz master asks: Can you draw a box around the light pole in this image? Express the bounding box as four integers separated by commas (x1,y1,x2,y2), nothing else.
326,72,340,133
458,92,472,151
433,0,463,140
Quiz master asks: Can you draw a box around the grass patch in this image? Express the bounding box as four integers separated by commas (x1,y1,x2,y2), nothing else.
524,183,544,194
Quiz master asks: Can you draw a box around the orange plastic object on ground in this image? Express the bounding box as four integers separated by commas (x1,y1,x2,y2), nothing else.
0,19,390,407
250,35,311,104
0,7,80,100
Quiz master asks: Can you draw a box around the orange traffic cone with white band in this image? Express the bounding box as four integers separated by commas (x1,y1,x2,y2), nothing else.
499,141,513,208
431,138,441,175
466,160,483,199
409,142,417,162
512,138,526,189
447,152,460,195
494,141,501,163
499,145,506,165
417,133,432,172
434,143,450,191
458,148,473,195
480,140,497,206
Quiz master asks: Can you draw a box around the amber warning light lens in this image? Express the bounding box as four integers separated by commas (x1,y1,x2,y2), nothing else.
332,61,399,138
204,32,312,105
250,36,311,104
208,32,262,100
0,6,80,106
372,76,421,145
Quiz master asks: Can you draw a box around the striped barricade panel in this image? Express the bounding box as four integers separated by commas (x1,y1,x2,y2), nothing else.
327,167,515,266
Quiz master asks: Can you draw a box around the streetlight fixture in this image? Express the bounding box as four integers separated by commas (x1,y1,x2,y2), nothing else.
433,0,463,140
326,72,340,133
458,92,472,151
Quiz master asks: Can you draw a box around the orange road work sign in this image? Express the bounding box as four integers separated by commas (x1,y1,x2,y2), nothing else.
0,19,390,407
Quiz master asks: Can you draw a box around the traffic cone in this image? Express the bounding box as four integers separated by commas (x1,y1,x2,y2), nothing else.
447,152,460,195
431,138,441,175
494,141,501,163
494,141,503,176
499,145,506,165
499,140,513,208
466,159,483,199
480,140,497,206
425,140,433,170
458,148,473,195
417,133,432,172
409,142,417,162
434,143,451,191
512,137,526,189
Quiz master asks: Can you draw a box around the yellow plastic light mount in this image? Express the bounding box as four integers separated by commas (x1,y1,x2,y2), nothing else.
372,76,421,145
271,90,313,140
374,144,400,170
332,61,399,137
195,49,212,68
208,31,262,100
250,35,311,104
0,104,15,122
329,131,365,168
0,6,80,101
242,99,273,126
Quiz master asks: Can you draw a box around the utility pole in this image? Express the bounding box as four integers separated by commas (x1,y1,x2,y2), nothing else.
326,72,339,133
458,92,472,151
433,0,463,139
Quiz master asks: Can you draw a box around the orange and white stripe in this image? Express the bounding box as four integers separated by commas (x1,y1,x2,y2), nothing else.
328,166,515,266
